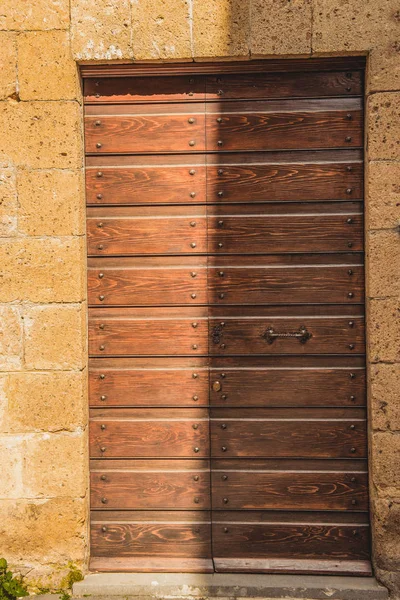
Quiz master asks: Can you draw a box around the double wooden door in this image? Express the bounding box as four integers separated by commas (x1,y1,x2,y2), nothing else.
83,59,370,575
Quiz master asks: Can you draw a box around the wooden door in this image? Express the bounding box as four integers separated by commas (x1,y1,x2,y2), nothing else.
83,58,369,576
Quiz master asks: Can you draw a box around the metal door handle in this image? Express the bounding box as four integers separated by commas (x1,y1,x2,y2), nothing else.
262,325,312,345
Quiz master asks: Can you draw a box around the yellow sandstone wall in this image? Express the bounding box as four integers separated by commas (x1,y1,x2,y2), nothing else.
0,0,399,592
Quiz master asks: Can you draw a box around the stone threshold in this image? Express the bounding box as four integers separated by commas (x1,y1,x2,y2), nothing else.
72,573,388,600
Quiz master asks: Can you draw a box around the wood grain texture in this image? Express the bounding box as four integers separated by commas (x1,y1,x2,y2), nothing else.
206,110,362,151
87,216,207,256
209,368,366,407
210,418,367,458
211,470,368,511
85,114,205,154
205,71,362,100
207,162,363,202
213,558,371,575
207,214,363,254
86,165,206,205
208,317,365,355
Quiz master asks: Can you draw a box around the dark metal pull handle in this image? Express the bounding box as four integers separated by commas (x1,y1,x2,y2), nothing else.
263,325,312,345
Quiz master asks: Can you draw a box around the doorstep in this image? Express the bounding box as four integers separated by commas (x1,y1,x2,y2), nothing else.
73,573,388,600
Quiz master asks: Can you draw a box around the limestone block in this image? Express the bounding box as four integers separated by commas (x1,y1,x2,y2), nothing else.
24,305,86,370
372,498,400,570
370,364,400,432
0,238,85,303
0,0,69,31
371,432,400,496
18,31,78,101
0,33,17,100
313,0,400,53
1,372,87,433
0,306,23,371
71,0,132,60
192,0,249,58
369,42,400,93
0,101,82,169
22,432,87,498
368,92,400,161
368,298,400,363
18,169,85,236
251,0,312,56
0,436,23,498
367,161,400,230
0,498,87,563
367,230,400,298
0,168,17,236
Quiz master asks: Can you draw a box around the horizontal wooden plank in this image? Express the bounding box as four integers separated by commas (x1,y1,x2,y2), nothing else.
208,214,363,254
85,114,206,154
91,466,211,509
209,316,365,355
86,165,206,205
89,367,209,407
205,71,362,100
87,216,207,256
213,558,372,576
84,75,206,103
211,470,368,511
212,522,369,560
90,411,209,458
209,368,366,407
207,162,363,202
90,557,214,573
210,418,367,458
205,109,362,152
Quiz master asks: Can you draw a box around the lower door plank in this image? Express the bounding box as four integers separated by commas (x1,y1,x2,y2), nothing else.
213,558,372,576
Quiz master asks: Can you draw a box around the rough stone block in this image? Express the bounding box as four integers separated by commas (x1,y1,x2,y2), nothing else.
367,161,400,230
0,372,87,433
251,0,312,56
71,0,132,60
369,42,400,93
193,0,249,58
372,498,400,570
24,305,86,370
0,168,17,236
0,33,17,100
370,364,400,432
18,31,78,101
368,298,400,363
0,306,23,371
18,169,84,236
0,436,23,498
368,93,400,161
0,498,87,563
22,432,87,498
0,0,69,30
0,101,82,169
0,238,85,303
372,432,400,496
367,230,400,298
313,0,400,53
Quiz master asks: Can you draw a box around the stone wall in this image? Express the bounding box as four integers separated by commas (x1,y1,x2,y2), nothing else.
0,0,399,593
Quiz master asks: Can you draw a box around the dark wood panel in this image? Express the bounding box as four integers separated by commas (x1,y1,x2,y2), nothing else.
85,114,206,154
86,165,206,205
89,317,208,357
208,265,364,304
211,470,368,511
91,465,210,509
90,409,209,458
87,216,207,256
207,215,363,254
207,162,363,202
209,317,364,355
210,418,367,458
209,368,366,407
84,75,206,103
88,266,208,306
206,110,362,151
205,71,362,100
89,367,209,407
212,522,369,560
